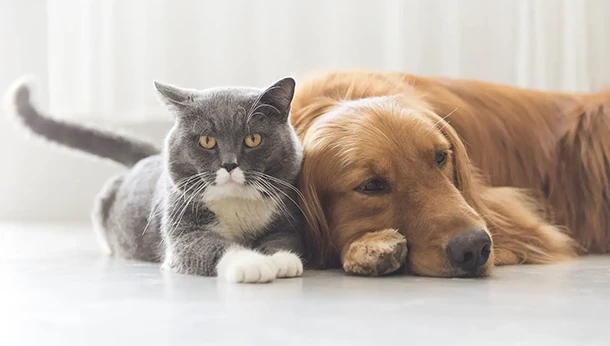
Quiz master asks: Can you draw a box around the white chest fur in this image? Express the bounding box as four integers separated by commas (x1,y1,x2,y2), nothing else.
204,185,278,241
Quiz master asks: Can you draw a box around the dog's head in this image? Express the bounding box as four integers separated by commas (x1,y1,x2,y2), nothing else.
299,95,494,277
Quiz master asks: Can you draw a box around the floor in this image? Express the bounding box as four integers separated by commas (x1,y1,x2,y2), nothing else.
1,224,610,346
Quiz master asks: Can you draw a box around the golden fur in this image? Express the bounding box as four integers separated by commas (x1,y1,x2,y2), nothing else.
342,228,407,276
290,71,608,277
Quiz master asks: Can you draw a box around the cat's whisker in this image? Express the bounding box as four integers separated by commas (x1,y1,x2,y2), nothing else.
169,179,200,199
249,172,316,230
247,103,280,124
172,172,210,189
245,85,281,123
169,179,208,222
267,185,305,222
171,181,210,238
255,177,315,230
251,180,288,220
165,179,206,232
248,111,266,119
167,172,210,222
169,181,201,213
144,173,204,235
170,173,211,202
143,198,163,235
253,179,296,227
256,103,280,115
167,201,195,237
250,171,307,201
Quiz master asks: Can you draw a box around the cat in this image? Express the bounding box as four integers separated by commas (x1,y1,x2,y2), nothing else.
5,76,305,283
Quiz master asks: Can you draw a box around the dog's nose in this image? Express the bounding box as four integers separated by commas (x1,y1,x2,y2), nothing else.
221,163,239,172
446,229,491,274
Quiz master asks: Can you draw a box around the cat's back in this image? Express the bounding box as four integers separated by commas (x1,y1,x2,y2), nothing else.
94,155,165,262
115,154,165,230
124,154,165,189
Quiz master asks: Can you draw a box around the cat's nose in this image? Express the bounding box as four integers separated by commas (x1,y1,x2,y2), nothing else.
221,163,239,172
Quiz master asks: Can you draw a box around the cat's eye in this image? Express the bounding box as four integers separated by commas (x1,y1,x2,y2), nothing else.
199,136,217,149
244,134,262,148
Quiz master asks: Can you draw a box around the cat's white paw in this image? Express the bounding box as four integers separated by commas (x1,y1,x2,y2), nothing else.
270,251,303,278
216,248,277,283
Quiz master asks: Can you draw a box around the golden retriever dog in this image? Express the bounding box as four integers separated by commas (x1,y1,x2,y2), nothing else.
291,71,610,278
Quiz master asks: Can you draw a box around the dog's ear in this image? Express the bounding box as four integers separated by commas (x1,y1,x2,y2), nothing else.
431,112,479,202
429,111,577,263
298,144,336,269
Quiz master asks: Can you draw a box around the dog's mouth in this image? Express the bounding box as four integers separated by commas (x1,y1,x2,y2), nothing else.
405,243,494,278
451,265,493,278
406,262,493,278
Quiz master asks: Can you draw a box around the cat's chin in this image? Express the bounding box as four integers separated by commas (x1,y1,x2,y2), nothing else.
202,183,264,202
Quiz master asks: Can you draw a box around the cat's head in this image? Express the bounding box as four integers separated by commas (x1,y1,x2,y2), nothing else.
155,77,302,201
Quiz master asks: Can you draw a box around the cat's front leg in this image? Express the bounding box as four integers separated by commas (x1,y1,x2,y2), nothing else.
162,229,268,283
163,230,228,276
252,226,305,279
269,250,303,278
165,227,281,283
216,246,279,283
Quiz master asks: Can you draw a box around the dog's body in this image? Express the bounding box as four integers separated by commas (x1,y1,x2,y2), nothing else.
406,75,610,255
291,71,609,277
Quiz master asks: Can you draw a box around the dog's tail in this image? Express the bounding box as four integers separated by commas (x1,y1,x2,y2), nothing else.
3,76,159,167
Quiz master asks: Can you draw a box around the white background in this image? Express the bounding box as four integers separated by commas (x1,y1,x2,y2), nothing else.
1,0,609,222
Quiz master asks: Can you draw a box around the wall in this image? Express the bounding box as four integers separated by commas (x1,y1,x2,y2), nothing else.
2,0,610,223
0,1,170,222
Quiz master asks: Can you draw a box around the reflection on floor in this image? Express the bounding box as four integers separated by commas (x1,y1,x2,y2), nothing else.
1,223,609,346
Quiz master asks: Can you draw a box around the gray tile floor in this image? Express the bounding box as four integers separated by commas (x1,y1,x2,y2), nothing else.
2,223,610,346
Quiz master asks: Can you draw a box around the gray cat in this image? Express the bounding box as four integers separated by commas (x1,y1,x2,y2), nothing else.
6,76,305,283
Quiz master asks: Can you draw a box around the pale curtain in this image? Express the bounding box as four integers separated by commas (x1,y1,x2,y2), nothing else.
14,0,610,122
1,0,610,222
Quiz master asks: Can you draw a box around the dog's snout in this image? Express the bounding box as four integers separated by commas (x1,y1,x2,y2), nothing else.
446,229,491,274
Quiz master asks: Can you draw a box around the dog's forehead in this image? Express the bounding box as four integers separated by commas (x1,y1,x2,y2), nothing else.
340,99,449,150
313,99,451,175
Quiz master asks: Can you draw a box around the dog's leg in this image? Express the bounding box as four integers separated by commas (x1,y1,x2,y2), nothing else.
479,187,578,265
340,228,407,276
546,97,610,253
492,223,577,265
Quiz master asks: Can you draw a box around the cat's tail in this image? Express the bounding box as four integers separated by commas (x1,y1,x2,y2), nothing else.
3,76,160,167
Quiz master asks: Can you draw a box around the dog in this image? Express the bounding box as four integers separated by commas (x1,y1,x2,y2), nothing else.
291,71,609,278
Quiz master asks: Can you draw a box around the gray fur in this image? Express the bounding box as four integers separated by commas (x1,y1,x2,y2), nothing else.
10,83,159,166
7,77,304,276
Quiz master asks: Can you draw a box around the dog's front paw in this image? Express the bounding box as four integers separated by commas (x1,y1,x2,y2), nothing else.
216,248,277,283
342,228,407,276
270,251,303,278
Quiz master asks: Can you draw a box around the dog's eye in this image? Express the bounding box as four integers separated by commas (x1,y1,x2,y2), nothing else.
435,151,448,167
356,178,390,195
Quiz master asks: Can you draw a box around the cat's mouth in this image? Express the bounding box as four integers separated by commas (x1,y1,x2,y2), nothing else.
203,179,264,202
215,167,246,186
217,179,242,187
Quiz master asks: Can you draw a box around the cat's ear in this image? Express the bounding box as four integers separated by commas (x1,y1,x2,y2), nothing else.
153,81,194,114
258,77,296,121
